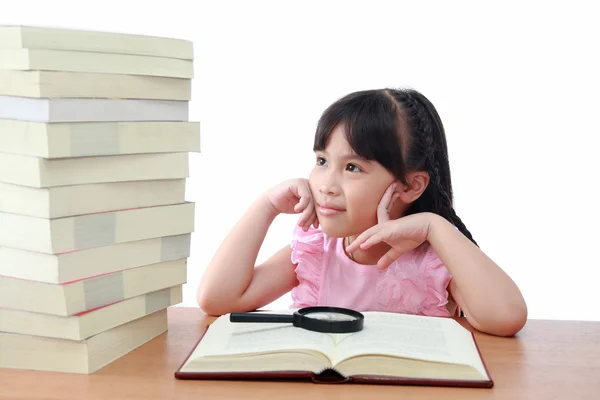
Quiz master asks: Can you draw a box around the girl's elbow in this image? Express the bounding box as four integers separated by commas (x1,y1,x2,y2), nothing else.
466,297,528,337
501,294,528,334
196,288,227,316
488,290,529,336
484,303,528,337
502,303,528,336
196,287,251,316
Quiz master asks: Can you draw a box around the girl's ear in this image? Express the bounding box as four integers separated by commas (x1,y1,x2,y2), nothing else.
398,171,430,203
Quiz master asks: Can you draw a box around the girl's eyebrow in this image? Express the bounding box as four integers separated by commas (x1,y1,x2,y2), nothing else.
318,150,371,163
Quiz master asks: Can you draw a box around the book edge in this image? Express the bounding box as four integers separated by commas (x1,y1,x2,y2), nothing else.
173,324,209,378
470,330,495,386
348,374,494,388
5,25,194,60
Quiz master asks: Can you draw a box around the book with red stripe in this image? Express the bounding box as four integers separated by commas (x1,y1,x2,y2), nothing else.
0,202,194,254
0,308,169,374
0,285,182,340
0,259,186,316
0,234,190,284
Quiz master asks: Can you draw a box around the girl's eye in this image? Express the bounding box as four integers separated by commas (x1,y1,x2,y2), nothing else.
316,156,327,166
346,163,362,173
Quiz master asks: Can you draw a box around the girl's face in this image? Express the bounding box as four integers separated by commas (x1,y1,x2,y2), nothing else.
309,125,397,238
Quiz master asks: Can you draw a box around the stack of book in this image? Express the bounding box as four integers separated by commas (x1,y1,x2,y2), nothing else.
0,26,199,374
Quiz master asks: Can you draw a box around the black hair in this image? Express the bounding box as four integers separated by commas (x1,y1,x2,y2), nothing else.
313,88,477,247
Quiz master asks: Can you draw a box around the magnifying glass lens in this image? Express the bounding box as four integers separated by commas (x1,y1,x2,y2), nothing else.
305,312,359,322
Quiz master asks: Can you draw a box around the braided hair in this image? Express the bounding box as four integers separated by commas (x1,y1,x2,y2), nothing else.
313,88,478,247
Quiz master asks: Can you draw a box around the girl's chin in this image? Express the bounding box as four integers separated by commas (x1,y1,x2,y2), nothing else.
317,222,354,239
317,218,376,239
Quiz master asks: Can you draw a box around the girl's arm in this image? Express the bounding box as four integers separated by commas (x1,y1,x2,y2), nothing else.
196,179,317,316
426,213,528,336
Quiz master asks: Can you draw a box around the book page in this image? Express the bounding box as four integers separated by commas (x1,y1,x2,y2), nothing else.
187,312,336,362
330,312,486,375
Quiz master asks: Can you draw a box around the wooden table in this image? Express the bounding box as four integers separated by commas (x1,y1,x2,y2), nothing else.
1,307,599,399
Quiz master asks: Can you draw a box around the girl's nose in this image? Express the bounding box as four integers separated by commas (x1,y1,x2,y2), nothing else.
319,179,341,196
320,186,335,196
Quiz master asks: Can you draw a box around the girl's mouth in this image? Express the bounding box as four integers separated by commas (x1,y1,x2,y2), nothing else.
317,204,345,215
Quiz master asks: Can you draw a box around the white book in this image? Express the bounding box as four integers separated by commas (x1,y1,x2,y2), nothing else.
0,152,189,188
0,120,200,158
0,179,186,218
0,234,191,284
0,70,192,100
0,95,188,123
0,202,195,254
0,48,193,78
0,308,168,374
0,25,193,59
0,259,187,316
0,285,182,341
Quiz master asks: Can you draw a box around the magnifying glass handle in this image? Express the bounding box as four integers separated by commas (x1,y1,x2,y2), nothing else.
230,313,294,323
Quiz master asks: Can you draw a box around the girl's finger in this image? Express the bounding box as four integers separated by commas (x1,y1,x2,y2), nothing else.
346,225,382,252
305,210,317,231
294,194,309,213
312,216,319,229
300,201,315,230
297,201,310,226
357,230,388,251
377,183,397,223
377,239,421,268
387,193,400,212
295,182,315,212
377,248,402,269
301,209,312,231
379,184,394,208
305,207,316,228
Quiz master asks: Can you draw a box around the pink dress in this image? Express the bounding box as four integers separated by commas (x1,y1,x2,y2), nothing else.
289,225,455,317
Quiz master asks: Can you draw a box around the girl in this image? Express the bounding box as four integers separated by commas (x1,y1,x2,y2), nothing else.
197,88,527,337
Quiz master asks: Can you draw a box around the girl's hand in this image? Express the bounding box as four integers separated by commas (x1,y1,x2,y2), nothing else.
347,183,433,269
264,178,318,231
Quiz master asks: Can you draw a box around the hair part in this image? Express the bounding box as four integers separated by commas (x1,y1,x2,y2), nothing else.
313,88,478,246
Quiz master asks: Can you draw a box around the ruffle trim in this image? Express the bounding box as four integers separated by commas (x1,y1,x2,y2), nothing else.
374,244,452,317
289,225,325,307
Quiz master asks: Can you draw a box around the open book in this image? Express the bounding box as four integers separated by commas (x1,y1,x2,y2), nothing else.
175,310,493,388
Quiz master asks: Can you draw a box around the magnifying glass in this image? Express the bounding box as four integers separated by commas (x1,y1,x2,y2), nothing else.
229,306,364,333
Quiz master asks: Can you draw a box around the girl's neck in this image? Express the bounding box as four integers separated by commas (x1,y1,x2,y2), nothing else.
344,235,391,266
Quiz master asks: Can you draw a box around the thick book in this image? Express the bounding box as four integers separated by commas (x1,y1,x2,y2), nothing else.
0,48,193,78
0,120,200,159
175,311,494,388
0,179,187,219
0,202,195,254
0,152,189,188
0,95,189,122
0,259,187,316
0,25,193,59
0,285,182,340
0,234,190,284
0,70,192,100
0,308,168,374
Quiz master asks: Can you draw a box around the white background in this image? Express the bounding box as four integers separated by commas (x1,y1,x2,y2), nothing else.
2,0,599,321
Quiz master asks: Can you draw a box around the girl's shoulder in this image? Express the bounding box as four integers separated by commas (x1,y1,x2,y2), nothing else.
290,224,326,255
387,241,453,288
289,224,329,308
377,242,454,316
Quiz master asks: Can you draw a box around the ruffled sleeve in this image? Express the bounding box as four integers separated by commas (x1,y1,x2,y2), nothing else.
418,245,454,316
374,243,453,317
289,224,325,308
